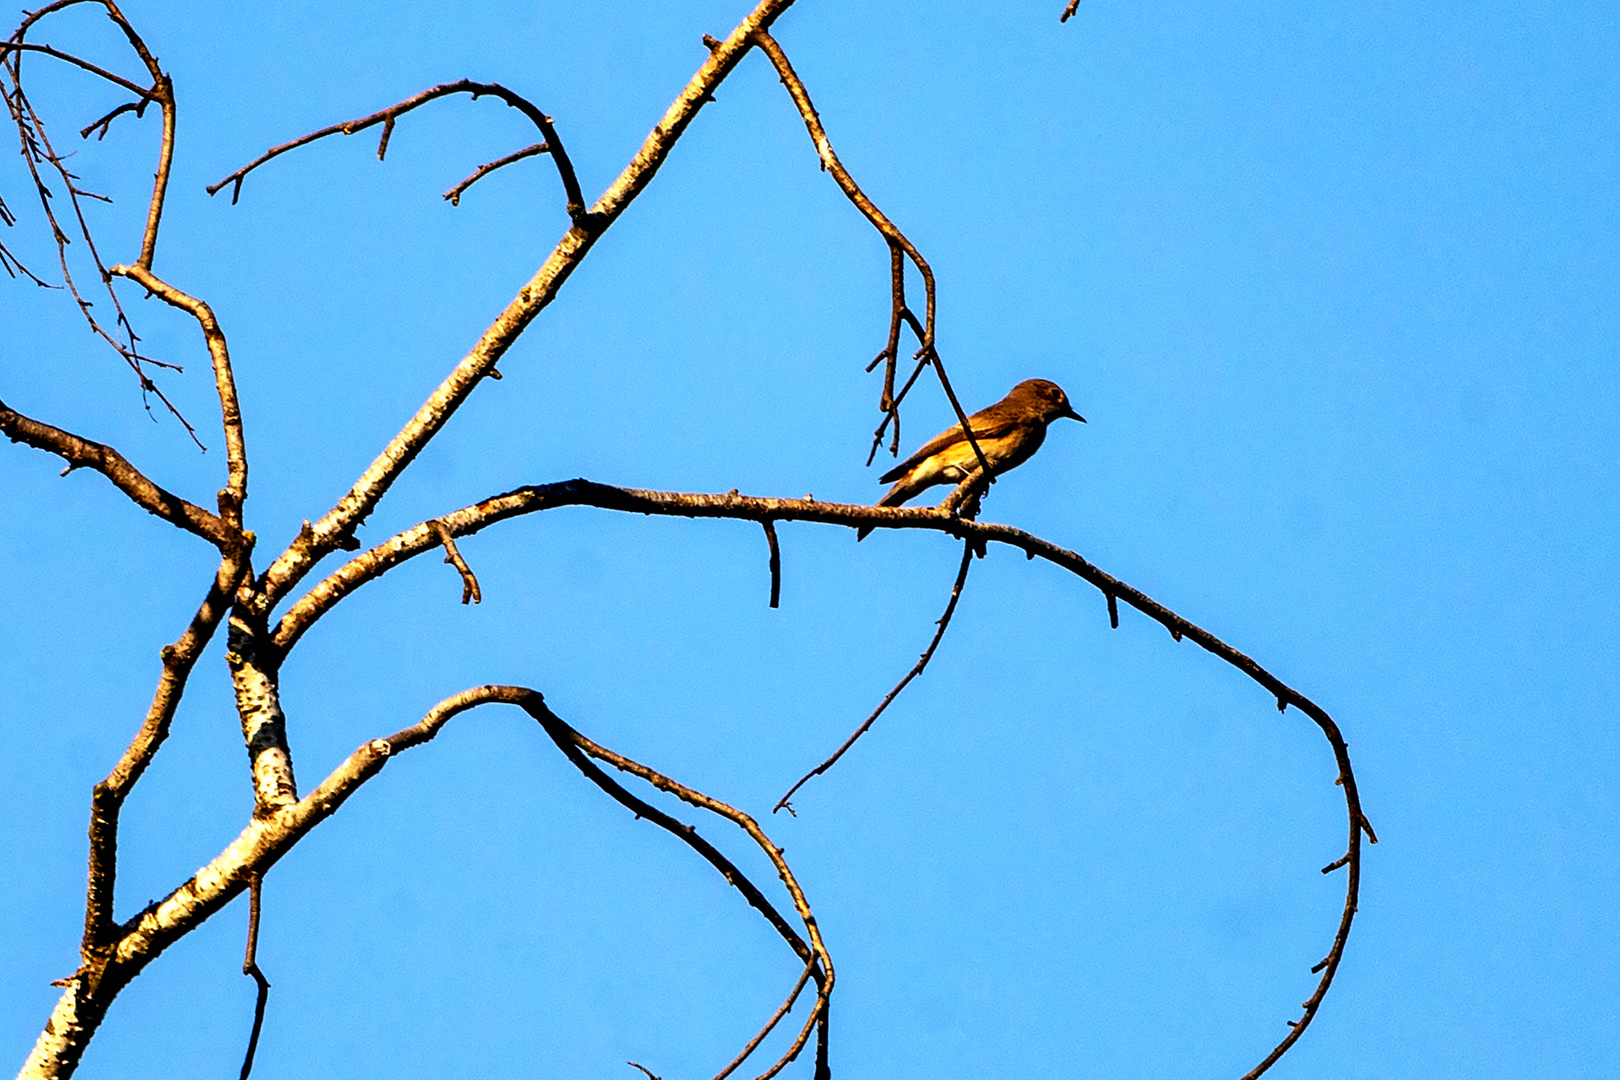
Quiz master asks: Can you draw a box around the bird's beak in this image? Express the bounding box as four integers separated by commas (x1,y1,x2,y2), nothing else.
1061,404,1086,423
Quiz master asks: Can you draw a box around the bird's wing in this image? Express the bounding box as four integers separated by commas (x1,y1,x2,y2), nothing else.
878,405,1024,484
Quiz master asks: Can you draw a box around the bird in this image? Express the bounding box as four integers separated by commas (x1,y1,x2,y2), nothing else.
857,378,1084,539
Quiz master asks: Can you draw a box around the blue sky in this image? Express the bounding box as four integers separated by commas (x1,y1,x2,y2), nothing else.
2,2,1616,1077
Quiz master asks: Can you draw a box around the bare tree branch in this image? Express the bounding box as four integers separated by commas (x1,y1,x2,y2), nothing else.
236,874,270,1080
25,683,836,1079
429,519,481,604
748,29,992,482
206,80,585,218
109,263,249,527
250,0,803,615
262,478,1371,1071
0,40,154,98
761,519,782,609
0,396,232,545
776,539,975,814
443,141,550,206
3,0,192,425
84,548,251,957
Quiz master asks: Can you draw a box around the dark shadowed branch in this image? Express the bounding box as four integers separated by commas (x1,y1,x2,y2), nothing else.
205,79,586,218
236,874,270,1080
265,477,1371,1072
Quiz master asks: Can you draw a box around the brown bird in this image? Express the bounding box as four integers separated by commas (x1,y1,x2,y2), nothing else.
858,378,1084,539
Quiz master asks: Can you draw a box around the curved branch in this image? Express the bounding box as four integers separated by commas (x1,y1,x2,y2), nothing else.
0,396,232,545
443,141,550,206
207,79,585,218
268,479,1370,1074
749,29,990,481
251,0,803,614
0,40,153,97
25,683,834,1080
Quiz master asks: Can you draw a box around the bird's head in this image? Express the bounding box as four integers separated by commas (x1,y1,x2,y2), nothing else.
1012,378,1086,424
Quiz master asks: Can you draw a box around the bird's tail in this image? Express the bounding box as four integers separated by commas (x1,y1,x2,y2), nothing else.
856,479,921,541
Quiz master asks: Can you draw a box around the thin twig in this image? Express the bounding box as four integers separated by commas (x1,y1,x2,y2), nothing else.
237,873,271,1080
710,959,815,1080
776,540,973,814
429,519,481,604
79,97,147,140
762,519,781,609
1060,0,1083,23
443,141,549,205
0,40,153,97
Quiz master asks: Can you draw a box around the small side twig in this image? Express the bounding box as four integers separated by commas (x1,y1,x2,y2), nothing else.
429,520,481,604
443,142,549,206
1060,0,1083,23
237,873,271,1080
762,519,781,609
776,539,974,813
709,958,816,1080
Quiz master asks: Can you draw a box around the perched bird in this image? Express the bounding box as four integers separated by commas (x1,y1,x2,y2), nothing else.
858,378,1084,539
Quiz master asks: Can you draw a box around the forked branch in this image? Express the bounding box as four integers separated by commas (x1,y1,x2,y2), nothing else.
205,79,586,218
748,29,992,483
249,0,802,614
25,683,833,1080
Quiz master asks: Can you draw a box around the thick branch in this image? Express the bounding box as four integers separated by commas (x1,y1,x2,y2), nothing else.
252,0,801,614
227,612,298,816
0,397,232,545
84,548,252,956
27,682,835,1080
